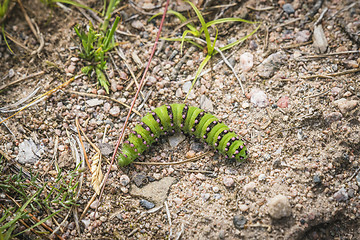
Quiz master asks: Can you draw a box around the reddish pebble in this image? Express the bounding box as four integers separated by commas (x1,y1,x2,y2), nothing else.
277,96,289,108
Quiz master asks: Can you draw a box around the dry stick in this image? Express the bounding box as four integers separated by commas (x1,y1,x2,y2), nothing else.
165,201,172,239
302,68,360,79
272,17,301,30
65,90,142,117
97,0,171,208
115,47,145,99
133,152,209,165
17,0,44,55
0,29,32,52
17,0,38,40
246,5,274,11
75,117,91,173
0,71,44,92
282,40,312,50
300,50,360,59
0,76,76,125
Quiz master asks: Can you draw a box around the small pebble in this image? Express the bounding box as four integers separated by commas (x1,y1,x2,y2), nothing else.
268,195,292,219
168,133,186,148
283,3,295,14
239,52,254,72
200,95,214,112
67,65,76,74
90,199,100,209
131,20,144,29
258,174,266,181
257,51,287,78
120,175,130,186
333,187,348,202
250,89,269,108
233,215,247,229
109,106,120,117
313,175,321,184
243,182,256,192
295,30,310,43
334,98,358,114
140,199,155,209
103,102,111,113
195,173,206,181
86,99,104,107
239,204,249,212
201,193,210,201
133,174,147,187
223,177,235,187
186,150,196,159
277,96,289,108
324,112,342,124
213,186,220,193
173,197,183,206
242,101,250,109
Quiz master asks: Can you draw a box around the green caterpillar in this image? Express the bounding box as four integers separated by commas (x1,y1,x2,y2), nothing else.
117,104,248,166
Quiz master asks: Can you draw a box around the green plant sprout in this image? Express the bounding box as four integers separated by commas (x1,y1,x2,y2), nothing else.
150,0,260,99
74,0,121,93
0,0,10,21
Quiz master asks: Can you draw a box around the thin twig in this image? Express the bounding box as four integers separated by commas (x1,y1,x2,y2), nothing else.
97,0,170,209
0,71,44,92
76,117,91,172
302,68,360,79
246,5,274,11
272,17,301,30
115,47,145,99
305,89,330,98
175,223,185,240
0,76,77,125
165,201,172,240
299,50,359,59
314,7,328,26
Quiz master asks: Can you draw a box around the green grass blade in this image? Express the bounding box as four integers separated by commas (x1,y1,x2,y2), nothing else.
184,0,213,55
13,210,61,237
149,10,197,32
55,0,98,13
218,23,261,52
161,37,204,50
103,16,120,50
204,18,258,30
1,26,14,54
212,26,218,51
184,54,212,102
180,29,198,55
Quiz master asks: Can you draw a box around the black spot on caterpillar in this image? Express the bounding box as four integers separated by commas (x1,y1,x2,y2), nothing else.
117,104,248,166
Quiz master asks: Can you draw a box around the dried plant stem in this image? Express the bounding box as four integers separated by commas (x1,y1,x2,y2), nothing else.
97,0,171,207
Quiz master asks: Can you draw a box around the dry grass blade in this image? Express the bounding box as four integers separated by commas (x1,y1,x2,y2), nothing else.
0,76,78,125
90,152,103,195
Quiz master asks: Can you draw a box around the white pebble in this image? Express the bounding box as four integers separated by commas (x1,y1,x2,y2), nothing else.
268,195,292,219
239,52,254,72
258,174,266,181
223,177,235,187
250,89,269,108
